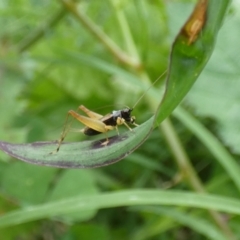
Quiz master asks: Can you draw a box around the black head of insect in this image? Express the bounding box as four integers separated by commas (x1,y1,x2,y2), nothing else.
114,108,136,124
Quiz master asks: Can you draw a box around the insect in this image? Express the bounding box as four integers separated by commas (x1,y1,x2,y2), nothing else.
52,105,138,153
52,71,167,153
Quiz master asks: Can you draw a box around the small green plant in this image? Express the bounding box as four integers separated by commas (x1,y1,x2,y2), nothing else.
1,1,238,240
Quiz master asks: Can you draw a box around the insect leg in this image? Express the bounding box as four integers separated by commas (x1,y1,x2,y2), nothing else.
79,105,103,119
69,111,114,133
50,111,74,154
116,117,133,131
131,116,139,126
101,133,109,146
122,122,133,131
115,126,120,135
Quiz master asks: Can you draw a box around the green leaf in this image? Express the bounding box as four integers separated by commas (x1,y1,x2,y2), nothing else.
1,190,240,228
155,0,230,125
132,206,227,240
1,162,57,204
186,6,240,154
47,169,99,222
0,0,230,168
0,117,153,168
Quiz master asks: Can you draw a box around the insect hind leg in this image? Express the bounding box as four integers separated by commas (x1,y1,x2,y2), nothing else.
50,111,76,154
101,132,110,146
78,105,103,119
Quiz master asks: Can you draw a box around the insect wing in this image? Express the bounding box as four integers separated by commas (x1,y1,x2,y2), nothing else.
69,111,108,133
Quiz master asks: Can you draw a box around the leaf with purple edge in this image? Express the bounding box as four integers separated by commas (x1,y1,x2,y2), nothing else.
0,0,230,168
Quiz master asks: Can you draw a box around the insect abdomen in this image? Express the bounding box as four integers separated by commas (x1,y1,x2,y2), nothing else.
83,127,102,136
83,115,117,136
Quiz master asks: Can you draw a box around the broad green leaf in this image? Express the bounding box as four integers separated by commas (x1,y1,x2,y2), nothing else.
0,0,230,168
0,117,154,168
1,162,57,204
186,6,240,154
47,169,99,222
155,0,230,125
1,190,240,228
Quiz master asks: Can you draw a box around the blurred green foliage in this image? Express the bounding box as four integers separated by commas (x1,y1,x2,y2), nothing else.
0,0,239,240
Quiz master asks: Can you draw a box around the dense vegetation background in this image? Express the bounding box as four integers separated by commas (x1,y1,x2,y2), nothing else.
0,0,240,239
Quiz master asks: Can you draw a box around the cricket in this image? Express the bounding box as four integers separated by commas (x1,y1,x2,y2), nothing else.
52,71,166,153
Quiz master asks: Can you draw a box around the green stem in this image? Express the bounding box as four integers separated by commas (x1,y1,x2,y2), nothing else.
60,0,141,69
18,8,66,52
160,118,236,240
160,118,204,191
174,106,240,192
110,0,140,61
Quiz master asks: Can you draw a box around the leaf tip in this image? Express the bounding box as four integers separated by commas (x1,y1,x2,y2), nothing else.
181,0,208,45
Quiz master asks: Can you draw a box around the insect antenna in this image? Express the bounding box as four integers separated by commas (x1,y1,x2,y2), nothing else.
132,70,167,109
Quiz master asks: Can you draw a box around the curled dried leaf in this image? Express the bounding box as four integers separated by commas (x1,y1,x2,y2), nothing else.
182,0,208,45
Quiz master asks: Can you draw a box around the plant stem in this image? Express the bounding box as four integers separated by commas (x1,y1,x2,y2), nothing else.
174,106,240,192
60,0,141,69
18,8,66,52
110,0,140,62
